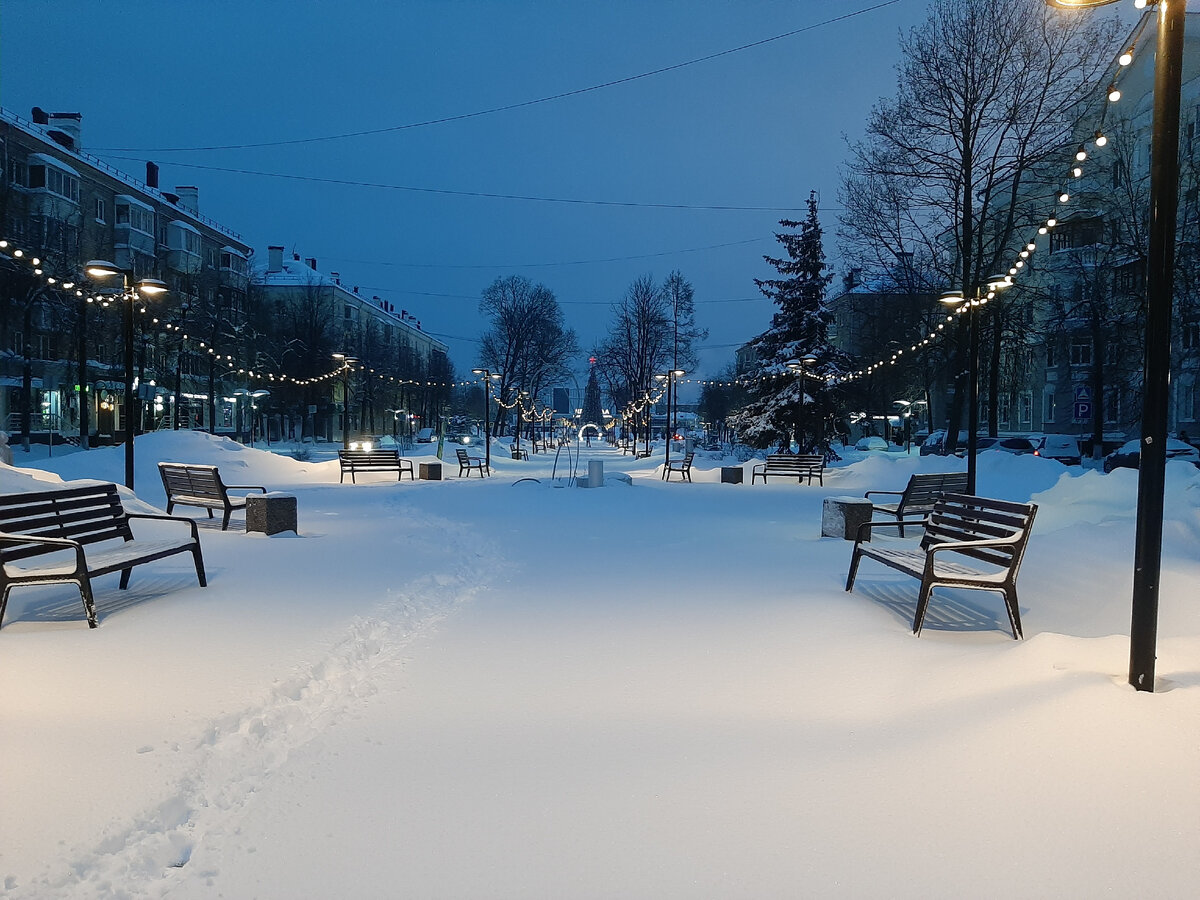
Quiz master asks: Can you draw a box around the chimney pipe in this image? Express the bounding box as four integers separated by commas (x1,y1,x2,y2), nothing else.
146,161,159,189
267,246,284,273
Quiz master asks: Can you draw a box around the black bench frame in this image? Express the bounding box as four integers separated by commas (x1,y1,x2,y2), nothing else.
159,462,266,530
845,492,1038,639
751,453,825,485
0,483,206,630
456,447,490,477
662,451,695,482
864,471,969,537
338,448,415,483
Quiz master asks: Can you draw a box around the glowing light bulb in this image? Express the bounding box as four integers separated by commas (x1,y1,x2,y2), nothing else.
1119,48,1133,67
1095,132,1108,147
1108,85,1121,103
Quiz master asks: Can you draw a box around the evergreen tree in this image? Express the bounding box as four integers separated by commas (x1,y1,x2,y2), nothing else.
582,366,604,425
733,192,849,449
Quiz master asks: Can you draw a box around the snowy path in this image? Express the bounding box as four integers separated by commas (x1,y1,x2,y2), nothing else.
3,436,1200,898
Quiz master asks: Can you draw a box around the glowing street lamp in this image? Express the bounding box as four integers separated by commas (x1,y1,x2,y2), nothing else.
84,260,168,489
471,368,501,468
332,352,358,449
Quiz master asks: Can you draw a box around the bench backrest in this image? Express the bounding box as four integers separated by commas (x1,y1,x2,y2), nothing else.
456,448,471,463
921,492,1037,573
339,449,401,465
678,452,695,467
159,462,226,500
0,484,132,562
899,472,969,511
766,453,823,468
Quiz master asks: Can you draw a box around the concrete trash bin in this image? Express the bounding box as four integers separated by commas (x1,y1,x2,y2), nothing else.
246,493,298,536
822,496,873,541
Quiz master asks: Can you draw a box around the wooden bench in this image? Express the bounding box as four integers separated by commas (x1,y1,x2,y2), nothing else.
0,483,206,630
456,447,490,477
751,453,825,485
662,451,695,482
158,463,266,530
509,445,528,461
864,471,969,537
845,492,1038,639
337,448,414,484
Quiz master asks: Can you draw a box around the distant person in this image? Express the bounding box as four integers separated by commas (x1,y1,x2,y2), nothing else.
0,432,12,466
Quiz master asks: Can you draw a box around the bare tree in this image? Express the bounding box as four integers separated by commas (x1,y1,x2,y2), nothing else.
477,275,577,435
840,0,1118,446
593,274,671,415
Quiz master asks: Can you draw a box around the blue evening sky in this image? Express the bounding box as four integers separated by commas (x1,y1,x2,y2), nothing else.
0,0,1130,384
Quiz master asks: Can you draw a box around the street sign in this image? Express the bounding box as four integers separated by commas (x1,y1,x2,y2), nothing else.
1073,400,1092,421
1074,385,1092,402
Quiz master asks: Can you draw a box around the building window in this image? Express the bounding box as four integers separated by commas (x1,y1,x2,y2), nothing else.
9,330,22,354
997,396,1011,426
94,197,106,222
344,304,354,321
36,334,53,359
1043,390,1057,424
1116,263,1142,294
1020,391,1033,425
1105,387,1121,425
6,157,26,187
28,164,80,203
116,202,155,235
1181,383,1197,421
1046,343,1057,367
1182,321,1200,351
1070,339,1092,367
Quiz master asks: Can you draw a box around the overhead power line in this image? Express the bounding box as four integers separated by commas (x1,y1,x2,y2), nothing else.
91,1,904,154
98,157,815,211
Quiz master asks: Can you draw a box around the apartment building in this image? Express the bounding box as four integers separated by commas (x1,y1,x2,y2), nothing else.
0,105,251,443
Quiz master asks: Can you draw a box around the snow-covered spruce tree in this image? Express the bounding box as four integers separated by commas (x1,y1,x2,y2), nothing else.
582,366,604,425
733,192,850,450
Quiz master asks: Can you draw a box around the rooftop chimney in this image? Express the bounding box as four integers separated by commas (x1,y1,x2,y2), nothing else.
32,109,82,151
175,185,199,214
331,271,340,285
306,257,317,270
267,246,284,273
146,161,159,189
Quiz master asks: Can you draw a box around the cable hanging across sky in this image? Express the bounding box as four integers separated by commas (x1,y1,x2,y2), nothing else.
91,0,905,154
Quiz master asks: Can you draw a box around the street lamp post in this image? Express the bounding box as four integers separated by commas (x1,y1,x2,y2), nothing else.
939,274,1011,495
85,260,168,490
787,355,818,449
471,368,500,469
173,300,190,429
332,352,357,449
1049,0,1184,691
514,390,529,458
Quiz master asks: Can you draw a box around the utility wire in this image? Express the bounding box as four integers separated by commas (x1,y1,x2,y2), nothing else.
97,157,813,211
322,237,769,272
92,1,904,154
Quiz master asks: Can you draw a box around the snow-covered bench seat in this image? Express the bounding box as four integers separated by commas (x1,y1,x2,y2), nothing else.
0,483,206,630
845,492,1037,639
337,449,414,484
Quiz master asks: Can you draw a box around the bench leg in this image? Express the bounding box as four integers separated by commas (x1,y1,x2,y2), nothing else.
119,567,133,590
221,508,233,531
1002,587,1023,640
0,586,10,630
166,500,175,515
193,545,208,588
845,548,864,592
913,579,935,635
79,576,98,628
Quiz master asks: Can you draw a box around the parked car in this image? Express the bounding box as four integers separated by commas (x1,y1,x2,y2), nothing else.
975,436,1038,455
415,427,435,443
1035,434,1082,465
1103,438,1200,473
855,435,890,451
918,430,968,457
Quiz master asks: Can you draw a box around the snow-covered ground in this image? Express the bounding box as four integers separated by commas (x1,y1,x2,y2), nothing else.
1,432,1198,898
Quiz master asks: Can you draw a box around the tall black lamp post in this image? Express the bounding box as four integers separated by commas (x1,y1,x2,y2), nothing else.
173,300,190,429
1048,0,1185,692
938,274,1011,495
332,352,358,449
472,368,500,468
85,260,167,490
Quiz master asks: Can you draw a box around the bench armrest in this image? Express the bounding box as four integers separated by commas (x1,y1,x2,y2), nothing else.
0,530,87,573
925,532,1025,555
852,517,927,544
224,484,267,492
863,489,903,499
125,512,202,543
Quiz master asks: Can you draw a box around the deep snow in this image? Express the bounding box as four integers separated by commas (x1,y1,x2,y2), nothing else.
1,433,1198,898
